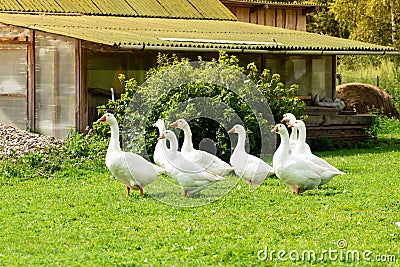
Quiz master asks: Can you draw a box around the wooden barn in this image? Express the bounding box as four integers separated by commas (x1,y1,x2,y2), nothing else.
0,0,398,140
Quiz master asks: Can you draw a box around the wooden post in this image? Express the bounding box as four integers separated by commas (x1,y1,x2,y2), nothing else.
27,30,35,131
276,9,285,28
257,9,265,25
236,7,250,22
265,8,276,27
250,9,257,24
296,9,306,31
332,56,337,99
51,44,58,137
285,9,297,30
75,39,81,132
76,41,88,132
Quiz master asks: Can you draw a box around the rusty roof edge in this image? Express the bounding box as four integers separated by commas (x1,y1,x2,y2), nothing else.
0,10,83,16
0,10,237,20
118,43,400,55
220,0,323,7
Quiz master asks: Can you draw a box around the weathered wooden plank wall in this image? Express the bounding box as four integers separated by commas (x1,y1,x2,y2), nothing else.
227,5,309,32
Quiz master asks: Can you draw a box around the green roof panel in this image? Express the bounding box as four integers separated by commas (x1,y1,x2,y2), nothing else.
0,0,237,19
124,0,169,17
0,0,22,11
0,13,397,55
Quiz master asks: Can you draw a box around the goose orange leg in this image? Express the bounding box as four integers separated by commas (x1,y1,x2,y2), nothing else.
139,187,144,196
126,186,131,197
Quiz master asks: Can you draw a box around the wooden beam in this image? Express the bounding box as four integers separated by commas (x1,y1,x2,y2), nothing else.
250,9,257,24
81,41,117,52
296,9,307,31
0,93,25,97
27,30,35,131
75,39,81,132
236,7,250,22
257,9,265,25
276,9,285,28
0,36,27,43
51,44,58,137
265,9,275,27
285,9,297,30
77,43,88,132
332,55,337,99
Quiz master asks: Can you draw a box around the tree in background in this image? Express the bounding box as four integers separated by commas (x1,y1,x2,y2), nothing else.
306,0,348,38
308,0,399,48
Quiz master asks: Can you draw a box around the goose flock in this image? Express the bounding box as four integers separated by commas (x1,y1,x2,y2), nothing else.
98,113,344,197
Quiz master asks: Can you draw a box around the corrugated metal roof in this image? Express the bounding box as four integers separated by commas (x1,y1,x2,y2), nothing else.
0,13,398,54
222,0,321,6
0,0,237,20
220,0,321,7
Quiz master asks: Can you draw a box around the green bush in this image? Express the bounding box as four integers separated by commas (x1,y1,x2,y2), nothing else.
308,136,335,152
366,112,400,136
94,52,306,161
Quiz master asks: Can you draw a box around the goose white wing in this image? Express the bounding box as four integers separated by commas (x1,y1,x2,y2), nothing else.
182,149,233,176
106,152,134,186
276,156,324,191
154,139,166,167
231,153,273,186
164,151,224,195
121,152,163,187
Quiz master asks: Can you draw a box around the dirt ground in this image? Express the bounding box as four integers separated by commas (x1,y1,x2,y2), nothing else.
336,83,399,117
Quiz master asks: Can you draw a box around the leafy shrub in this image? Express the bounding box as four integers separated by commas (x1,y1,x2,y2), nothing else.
308,136,335,152
366,112,400,136
94,52,306,161
63,129,107,160
0,129,108,181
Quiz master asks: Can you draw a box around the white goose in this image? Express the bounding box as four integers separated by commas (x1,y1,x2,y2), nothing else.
153,119,168,168
158,130,224,197
281,112,298,141
289,120,345,185
170,119,233,176
272,124,335,195
281,113,311,155
99,113,164,197
228,124,273,186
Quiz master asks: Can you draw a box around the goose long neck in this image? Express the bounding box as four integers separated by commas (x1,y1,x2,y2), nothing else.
181,124,193,151
109,123,121,153
235,131,246,153
165,136,179,156
297,126,306,143
157,124,166,135
274,131,290,167
279,132,290,155
294,126,307,153
290,128,298,141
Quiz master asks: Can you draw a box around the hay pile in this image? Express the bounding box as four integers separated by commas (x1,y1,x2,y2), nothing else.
336,83,399,117
0,123,63,158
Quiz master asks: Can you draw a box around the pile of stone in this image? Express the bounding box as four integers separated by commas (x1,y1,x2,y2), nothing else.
0,123,63,158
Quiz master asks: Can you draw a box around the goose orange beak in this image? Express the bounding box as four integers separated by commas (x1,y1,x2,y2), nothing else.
271,126,279,133
281,117,287,123
169,121,178,128
228,127,235,133
98,115,106,122
288,123,294,128
157,134,165,140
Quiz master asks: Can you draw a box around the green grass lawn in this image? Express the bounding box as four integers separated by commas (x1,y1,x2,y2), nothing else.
1,140,399,266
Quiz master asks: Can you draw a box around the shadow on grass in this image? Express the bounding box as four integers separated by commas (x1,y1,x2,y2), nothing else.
301,187,344,197
144,175,239,207
317,138,400,158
